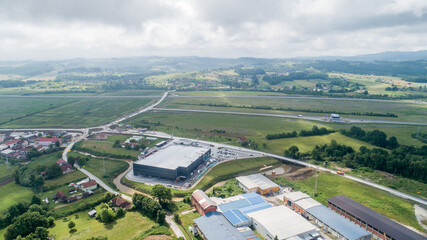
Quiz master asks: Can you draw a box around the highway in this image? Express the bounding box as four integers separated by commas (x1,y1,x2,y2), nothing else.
152,107,427,126
0,95,159,99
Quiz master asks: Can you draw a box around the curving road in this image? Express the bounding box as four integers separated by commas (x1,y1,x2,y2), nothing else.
152,107,427,126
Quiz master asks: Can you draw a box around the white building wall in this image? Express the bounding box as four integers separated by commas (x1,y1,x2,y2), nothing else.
251,218,275,240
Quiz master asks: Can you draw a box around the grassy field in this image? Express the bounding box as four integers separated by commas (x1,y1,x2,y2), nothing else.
49,207,156,240
0,98,155,128
176,90,287,96
69,152,128,190
0,182,34,213
100,90,164,96
76,140,140,159
274,171,425,233
162,96,427,123
124,112,383,154
44,171,86,189
0,163,13,178
0,98,74,124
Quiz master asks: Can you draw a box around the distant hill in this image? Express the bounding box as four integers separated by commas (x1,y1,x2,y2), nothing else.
296,50,427,62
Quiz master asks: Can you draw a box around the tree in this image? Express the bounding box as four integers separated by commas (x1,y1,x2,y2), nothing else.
33,176,45,192
156,210,166,225
68,221,75,230
77,157,87,167
100,208,115,223
173,213,181,224
34,227,49,240
45,163,62,179
31,196,41,205
116,208,125,218
284,146,300,159
55,141,60,147
47,216,55,227
68,156,76,167
152,184,172,205
87,237,108,240
113,140,121,148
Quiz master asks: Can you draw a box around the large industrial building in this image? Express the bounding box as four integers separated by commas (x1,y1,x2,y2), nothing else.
328,195,425,240
236,173,280,195
133,145,211,180
247,205,320,240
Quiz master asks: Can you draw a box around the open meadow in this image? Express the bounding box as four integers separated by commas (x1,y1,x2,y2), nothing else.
0,98,155,128
0,182,33,213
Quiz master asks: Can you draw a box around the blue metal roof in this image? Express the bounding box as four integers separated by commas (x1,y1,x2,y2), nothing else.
218,198,251,212
243,193,266,205
194,211,245,240
223,209,250,226
306,205,371,240
240,202,272,215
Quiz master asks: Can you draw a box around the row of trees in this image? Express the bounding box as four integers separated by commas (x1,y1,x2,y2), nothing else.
310,140,427,183
340,127,399,149
262,71,328,85
132,193,166,224
267,126,334,140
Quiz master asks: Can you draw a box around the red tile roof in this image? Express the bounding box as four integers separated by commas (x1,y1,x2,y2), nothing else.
2,140,21,145
81,180,97,189
55,191,67,199
192,189,216,210
57,159,66,165
111,197,132,209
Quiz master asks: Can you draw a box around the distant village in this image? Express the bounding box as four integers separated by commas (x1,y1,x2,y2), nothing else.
0,130,77,160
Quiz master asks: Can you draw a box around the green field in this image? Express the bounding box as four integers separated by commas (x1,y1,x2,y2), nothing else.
124,112,383,154
162,96,427,123
76,140,140,159
0,98,74,124
44,171,86,189
69,152,128,190
0,182,34,213
0,98,155,128
0,163,13,179
100,89,164,96
176,90,287,96
49,207,156,240
274,172,425,233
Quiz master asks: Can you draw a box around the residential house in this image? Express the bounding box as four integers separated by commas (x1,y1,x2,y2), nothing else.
61,164,74,174
80,180,98,192
111,197,132,210
53,192,68,203
37,138,61,147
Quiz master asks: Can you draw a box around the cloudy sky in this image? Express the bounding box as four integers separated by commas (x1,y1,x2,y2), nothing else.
1,0,427,60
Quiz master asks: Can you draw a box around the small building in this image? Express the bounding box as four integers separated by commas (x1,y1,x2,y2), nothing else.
306,205,371,240
80,180,98,192
67,196,78,203
237,136,246,143
88,209,97,218
236,174,279,195
292,197,322,215
328,195,425,240
329,113,343,122
57,159,67,166
37,138,61,147
192,189,217,216
111,197,132,210
95,133,108,141
282,191,310,207
0,139,21,149
145,137,158,141
61,164,74,174
53,192,68,203
247,205,319,240
194,211,246,240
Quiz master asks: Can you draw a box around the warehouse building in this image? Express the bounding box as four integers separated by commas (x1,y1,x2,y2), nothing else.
247,205,320,240
192,189,217,216
306,205,371,240
328,195,425,240
133,145,210,180
282,191,310,207
217,192,272,227
194,211,246,240
236,173,280,195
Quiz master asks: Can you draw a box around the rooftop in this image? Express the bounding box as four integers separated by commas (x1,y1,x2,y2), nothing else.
194,211,246,240
306,205,371,240
134,145,210,170
328,195,425,240
81,180,97,188
236,173,279,191
283,191,310,202
192,189,217,210
294,198,322,210
247,205,318,240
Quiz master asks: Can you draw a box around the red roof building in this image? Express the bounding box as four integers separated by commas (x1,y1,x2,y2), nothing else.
80,180,98,191
57,159,67,166
111,197,132,210
192,189,217,216
37,138,61,146
1,139,21,147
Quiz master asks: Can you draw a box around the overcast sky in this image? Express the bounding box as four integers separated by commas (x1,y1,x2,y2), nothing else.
1,0,427,60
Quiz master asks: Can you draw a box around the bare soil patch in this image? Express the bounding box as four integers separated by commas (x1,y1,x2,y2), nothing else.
143,235,172,240
281,167,315,181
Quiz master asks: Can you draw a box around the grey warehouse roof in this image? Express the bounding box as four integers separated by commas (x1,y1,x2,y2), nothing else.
307,205,371,240
236,173,279,190
328,195,425,240
135,145,210,170
194,211,245,240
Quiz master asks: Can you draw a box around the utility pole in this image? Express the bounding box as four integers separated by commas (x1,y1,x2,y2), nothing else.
6,155,9,170
416,126,420,140
103,157,106,175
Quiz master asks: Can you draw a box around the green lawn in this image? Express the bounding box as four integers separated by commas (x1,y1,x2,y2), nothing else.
24,152,63,178
0,163,13,179
44,171,86,189
162,96,427,123
0,98,74,125
100,90,164,96
274,172,426,233
176,90,287,96
0,183,34,213
49,207,156,240
69,152,128,190
76,140,140,159
0,98,155,128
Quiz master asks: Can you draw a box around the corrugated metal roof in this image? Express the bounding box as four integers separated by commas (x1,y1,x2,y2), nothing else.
306,205,371,240
328,195,425,240
240,202,272,215
236,174,279,191
283,191,310,202
194,211,246,240
218,198,251,212
294,198,322,210
223,209,250,226
247,205,318,240
192,189,216,210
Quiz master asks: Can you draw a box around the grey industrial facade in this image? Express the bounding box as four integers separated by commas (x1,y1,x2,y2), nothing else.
133,145,211,180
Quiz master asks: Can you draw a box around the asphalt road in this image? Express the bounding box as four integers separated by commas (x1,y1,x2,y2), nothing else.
0,95,159,99
152,107,427,126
